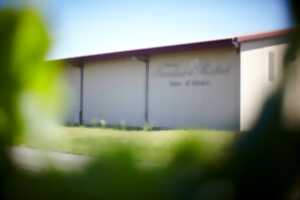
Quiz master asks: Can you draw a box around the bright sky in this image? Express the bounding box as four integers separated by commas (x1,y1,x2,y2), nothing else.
4,0,293,59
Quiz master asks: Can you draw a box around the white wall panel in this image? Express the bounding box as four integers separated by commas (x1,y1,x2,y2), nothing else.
148,48,240,130
63,65,81,124
240,43,287,130
84,59,145,126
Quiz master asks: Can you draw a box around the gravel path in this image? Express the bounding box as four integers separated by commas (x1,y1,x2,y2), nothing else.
10,147,91,172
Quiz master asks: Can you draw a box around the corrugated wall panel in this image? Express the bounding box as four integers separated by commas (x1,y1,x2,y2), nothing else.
240,41,287,131
148,48,240,130
64,65,81,124
83,59,145,126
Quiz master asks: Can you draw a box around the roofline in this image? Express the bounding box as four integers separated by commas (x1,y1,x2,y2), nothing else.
236,28,292,43
62,38,235,64
56,28,291,64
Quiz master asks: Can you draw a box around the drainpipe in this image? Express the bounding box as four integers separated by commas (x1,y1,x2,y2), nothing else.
133,55,150,123
232,38,240,53
79,61,84,125
144,57,150,123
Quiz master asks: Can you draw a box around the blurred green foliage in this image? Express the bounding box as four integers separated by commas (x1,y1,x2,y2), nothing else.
25,128,233,165
1,1,300,199
0,8,61,199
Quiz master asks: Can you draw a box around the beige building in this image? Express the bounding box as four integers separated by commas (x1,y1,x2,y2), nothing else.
60,29,289,131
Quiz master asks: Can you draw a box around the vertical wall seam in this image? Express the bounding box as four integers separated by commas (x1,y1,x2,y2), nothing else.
238,47,242,131
145,58,150,124
79,60,84,125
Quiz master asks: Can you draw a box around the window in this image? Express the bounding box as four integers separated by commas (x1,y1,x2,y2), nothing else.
269,51,276,82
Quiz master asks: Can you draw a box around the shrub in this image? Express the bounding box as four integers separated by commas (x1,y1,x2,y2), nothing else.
99,119,107,128
143,122,153,131
120,120,127,130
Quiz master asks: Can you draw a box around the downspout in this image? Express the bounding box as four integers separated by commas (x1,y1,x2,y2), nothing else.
79,60,84,125
232,37,241,53
133,55,150,124
232,37,241,131
145,58,150,123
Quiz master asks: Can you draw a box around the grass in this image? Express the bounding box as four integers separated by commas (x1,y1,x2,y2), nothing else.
23,127,235,167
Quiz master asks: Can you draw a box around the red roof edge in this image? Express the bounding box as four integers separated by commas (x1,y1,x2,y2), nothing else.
237,28,292,43
62,38,234,64
56,28,291,64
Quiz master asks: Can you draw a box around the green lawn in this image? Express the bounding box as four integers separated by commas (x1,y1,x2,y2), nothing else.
24,127,235,167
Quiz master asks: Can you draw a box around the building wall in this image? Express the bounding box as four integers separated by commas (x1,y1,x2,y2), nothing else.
148,47,240,130
83,59,146,126
64,47,240,129
240,38,287,131
63,36,289,130
63,64,81,124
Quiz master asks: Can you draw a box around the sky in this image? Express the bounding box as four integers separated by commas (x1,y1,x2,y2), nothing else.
2,0,294,59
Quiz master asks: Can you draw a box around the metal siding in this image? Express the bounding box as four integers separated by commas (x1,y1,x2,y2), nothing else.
240,43,287,131
83,59,145,126
148,48,240,130
63,65,81,124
